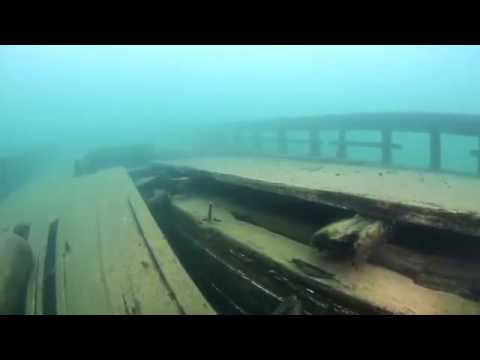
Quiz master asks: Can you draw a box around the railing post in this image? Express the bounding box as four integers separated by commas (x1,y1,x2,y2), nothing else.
381,129,393,166
278,129,287,155
430,128,441,171
309,128,320,157
336,129,347,160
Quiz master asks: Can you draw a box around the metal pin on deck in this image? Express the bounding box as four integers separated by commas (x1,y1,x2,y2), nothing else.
207,202,213,223
202,201,221,223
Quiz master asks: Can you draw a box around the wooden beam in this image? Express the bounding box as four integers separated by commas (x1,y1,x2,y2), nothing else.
230,112,480,137
430,129,442,171
330,141,402,149
167,195,480,314
150,161,480,238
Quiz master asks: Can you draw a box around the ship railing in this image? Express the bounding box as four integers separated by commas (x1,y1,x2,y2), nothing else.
198,112,480,176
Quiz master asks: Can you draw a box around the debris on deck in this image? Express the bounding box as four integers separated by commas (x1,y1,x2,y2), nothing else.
311,215,390,265
3,129,480,314
129,158,480,314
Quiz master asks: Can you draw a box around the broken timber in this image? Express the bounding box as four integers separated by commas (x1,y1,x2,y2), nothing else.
133,158,480,313
160,194,480,314
311,215,389,265
149,158,480,238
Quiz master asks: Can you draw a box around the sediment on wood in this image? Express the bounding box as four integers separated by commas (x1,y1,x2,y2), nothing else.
133,163,480,311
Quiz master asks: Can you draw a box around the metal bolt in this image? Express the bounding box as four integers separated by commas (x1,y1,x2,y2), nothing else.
207,202,213,223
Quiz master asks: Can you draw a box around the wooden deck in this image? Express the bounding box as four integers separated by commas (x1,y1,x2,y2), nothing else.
169,194,480,315
0,160,214,315
153,156,480,237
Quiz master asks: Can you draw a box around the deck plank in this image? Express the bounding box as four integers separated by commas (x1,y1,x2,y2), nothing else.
154,156,480,237
24,221,50,315
1,158,215,315
171,195,480,315
55,167,214,315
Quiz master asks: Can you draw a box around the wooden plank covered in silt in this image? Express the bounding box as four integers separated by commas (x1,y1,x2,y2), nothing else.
152,157,480,238
24,220,50,315
54,167,215,315
170,195,480,315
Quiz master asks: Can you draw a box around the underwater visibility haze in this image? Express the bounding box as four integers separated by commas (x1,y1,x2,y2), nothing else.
1,45,480,166
1,45,480,315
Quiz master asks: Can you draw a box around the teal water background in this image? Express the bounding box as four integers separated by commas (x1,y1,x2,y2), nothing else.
1,45,480,173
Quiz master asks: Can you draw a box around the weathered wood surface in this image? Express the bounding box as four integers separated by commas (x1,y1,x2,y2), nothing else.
272,295,303,315
150,157,480,238
311,215,388,265
371,244,480,301
218,197,320,245
55,168,215,315
0,157,75,315
0,157,214,315
145,181,479,301
168,195,480,314
24,221,50,315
